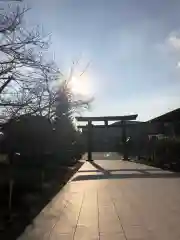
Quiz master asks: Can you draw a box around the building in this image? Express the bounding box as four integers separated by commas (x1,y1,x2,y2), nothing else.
149,108,180,137
81,108,180,152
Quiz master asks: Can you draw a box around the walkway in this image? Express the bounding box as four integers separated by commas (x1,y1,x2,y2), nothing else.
18,157,180,240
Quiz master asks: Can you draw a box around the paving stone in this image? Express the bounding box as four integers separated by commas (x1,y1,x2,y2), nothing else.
18,156,180,240
98,205,123,233
100,232,126,240
74,225,99,240
50,232,73,240
123,225,154,240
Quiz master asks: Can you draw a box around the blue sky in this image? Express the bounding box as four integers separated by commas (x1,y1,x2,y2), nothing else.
16,0,180,120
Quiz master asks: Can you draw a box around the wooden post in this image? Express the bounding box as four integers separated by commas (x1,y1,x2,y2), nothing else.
9,179,14,216
104,120,108,152
122,121,128,160
8,151,14,220
87,120,93,161
104,120,108,127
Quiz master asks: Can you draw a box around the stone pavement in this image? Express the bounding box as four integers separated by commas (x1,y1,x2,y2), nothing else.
18,158,180,240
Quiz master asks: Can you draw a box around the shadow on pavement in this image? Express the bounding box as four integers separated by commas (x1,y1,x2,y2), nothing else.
89,161,110,175
79,168,163,173
72,171,180,181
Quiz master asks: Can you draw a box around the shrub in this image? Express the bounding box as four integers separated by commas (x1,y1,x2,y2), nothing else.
153,138,180,170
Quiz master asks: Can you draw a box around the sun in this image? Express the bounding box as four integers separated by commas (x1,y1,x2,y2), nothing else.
69,74,92,96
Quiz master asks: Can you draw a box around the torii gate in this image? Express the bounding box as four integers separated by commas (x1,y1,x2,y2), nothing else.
76,114,138,161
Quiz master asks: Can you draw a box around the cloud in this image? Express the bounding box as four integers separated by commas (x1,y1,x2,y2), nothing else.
167,33,180,51
157,32,180,54
155,32,180,71
176,61,180,68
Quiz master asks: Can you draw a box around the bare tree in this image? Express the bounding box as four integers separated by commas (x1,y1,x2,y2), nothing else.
0,6,92,127
0,6,58,123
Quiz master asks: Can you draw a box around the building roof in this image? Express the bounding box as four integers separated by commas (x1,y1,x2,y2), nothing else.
149,108,180,123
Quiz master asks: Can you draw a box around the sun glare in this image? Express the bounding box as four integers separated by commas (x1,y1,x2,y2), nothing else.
69,74,92,96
